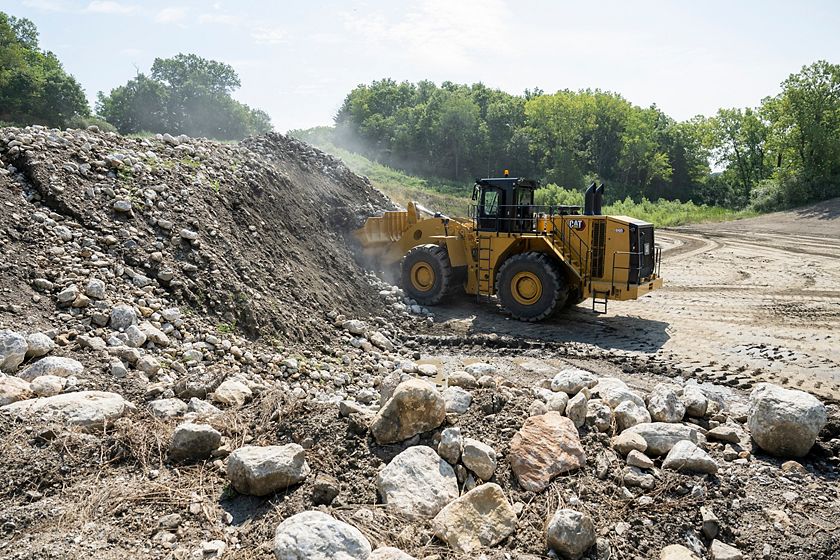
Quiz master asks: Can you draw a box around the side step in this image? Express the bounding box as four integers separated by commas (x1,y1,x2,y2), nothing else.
592,290,609,314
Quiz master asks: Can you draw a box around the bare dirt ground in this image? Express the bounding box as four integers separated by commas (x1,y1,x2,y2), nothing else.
428,198,840,403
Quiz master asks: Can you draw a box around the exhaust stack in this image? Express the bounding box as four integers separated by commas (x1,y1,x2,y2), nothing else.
594,183,605,215
583,182,596,215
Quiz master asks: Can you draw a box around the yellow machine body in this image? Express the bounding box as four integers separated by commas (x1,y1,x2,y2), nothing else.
355,180,663,319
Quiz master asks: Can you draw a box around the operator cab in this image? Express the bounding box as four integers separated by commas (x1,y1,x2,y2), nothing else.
472,176,539,232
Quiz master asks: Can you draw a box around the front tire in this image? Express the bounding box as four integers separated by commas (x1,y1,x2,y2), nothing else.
497,252,567,321
401,244,455,305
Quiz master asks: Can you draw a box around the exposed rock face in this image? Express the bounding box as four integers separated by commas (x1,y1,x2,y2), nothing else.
0,391,129,430
170,422,222,461
509,412,586,492
273,511,371,560
375,446,458,518
431,483,517,554
747,383,827,458
662,440,718,474
546,508,597,560
623,422,699,456
370,379,445,444
227,444,310,496
18,356,84,381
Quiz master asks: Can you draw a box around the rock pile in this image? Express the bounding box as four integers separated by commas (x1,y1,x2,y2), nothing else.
0,125,837,560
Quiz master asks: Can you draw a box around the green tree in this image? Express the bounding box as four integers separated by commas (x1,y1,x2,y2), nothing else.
763,61,840,203
97,53,272,139
0,12,89,127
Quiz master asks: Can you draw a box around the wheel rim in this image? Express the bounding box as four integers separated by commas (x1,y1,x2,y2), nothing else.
410,262,435,292
511,271,542,305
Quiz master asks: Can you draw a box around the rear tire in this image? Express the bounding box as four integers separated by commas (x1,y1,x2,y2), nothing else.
497,252,568,321
401,244,455,305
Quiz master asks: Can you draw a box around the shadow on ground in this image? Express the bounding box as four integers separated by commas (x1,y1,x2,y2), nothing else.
428,298,671,354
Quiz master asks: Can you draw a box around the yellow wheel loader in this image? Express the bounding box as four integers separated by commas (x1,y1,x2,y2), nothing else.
356,177,663,321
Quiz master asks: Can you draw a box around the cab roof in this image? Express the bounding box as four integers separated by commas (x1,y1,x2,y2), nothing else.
475,177,539,189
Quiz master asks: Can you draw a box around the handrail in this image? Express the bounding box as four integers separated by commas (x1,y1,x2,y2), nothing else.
610,246,661,294
467,204,593,284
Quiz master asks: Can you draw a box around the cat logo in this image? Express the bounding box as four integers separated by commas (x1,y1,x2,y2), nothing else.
568,219,586,231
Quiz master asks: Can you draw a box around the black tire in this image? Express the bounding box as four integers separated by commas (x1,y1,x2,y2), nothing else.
497,252,568,321
401,244,456,305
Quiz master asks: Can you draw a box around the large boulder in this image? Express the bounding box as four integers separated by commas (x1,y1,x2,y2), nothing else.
623,422,699,456
647,384,686,423
0,391,129,430
370,379,445,444
212,378,253,407
509,412,586,492
614,400,651,432
375,446,458,518
273,511,371,560
170,422,222,461
25,333,55,359
593,377,644,408
0,330,29,372
662,440,718,474
431,483,517,553
437,427,463,464
565,391,588,428
227,444,310,496
550,368,598,395
546,508,597,560
18,357,84,381
109,304,137,330
747,383,827,458
442,386,472,414
461,438,497,481
681,385,708,418
0,375,32,405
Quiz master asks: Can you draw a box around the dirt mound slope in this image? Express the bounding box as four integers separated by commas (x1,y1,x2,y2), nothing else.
0,127,392,342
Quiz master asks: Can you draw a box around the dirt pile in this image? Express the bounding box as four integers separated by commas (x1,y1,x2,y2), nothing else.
0,126,393,342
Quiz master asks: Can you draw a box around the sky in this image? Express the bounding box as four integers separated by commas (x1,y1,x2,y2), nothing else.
6,0,840,132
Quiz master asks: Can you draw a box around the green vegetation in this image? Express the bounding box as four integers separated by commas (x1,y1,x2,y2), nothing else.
0,12,89,127
320,61,839,212
98,53,272,140
293,135,748,227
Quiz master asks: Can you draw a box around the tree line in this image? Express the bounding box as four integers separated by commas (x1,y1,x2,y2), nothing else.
0,12,271,140
329,62,839,210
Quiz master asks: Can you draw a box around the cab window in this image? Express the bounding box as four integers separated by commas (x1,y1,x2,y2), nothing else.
481,189,500,216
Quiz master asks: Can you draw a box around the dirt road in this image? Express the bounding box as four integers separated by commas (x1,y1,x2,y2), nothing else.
430,199,840,402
